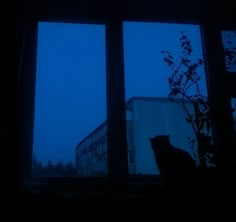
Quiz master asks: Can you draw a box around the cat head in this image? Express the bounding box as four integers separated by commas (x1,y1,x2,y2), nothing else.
149,135,170,149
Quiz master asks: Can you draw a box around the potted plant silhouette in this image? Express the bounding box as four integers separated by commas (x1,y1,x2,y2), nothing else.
159,31,216,169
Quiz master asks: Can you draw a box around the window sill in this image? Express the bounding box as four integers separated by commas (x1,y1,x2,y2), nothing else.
18,171,229,199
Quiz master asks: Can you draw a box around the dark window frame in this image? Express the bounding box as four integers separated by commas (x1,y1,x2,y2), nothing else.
17,1,236,195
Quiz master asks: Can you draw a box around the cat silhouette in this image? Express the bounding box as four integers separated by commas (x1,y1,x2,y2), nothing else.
150,135,196,187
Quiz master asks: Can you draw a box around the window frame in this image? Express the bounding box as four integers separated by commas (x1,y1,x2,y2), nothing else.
17,1,236,195
201,23,236,169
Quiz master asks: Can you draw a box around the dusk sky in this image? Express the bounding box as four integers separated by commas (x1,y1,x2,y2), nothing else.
33,21,208,166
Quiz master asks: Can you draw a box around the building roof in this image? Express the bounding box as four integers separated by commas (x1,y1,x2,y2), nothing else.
76,121,107,150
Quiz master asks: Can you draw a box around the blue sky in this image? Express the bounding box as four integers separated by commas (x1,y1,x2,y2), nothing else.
33,21,208,166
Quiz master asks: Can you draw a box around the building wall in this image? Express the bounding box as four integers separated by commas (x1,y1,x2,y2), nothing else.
132,98,196,175
76,125,107,176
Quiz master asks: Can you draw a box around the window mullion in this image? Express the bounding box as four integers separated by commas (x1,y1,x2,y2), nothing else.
201,23,235,169
106,19,128,184
18,19,38,180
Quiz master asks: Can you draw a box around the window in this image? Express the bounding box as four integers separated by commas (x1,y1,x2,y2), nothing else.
17,4,236,194
32,22,107,177
123,22,212,175
221,31,236,72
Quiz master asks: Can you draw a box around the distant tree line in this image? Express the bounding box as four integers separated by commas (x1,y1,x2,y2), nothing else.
32,156,77,177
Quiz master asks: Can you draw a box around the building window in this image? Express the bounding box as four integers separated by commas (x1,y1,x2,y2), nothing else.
32,22,107,177
127,127,133,148
123,22,211,175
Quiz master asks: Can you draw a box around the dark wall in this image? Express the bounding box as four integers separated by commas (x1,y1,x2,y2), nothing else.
16,0,235,24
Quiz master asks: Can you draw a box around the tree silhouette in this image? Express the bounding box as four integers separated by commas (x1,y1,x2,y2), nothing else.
64,162,76,175
41,160,54,176
55,161,64,175
47,160,53,169
32,155,43,176
32,156,77,176
161,31,215,168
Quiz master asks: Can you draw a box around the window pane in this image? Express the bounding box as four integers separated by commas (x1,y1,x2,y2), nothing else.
124,22,213,176
32,22,107,177
221,31,236,72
